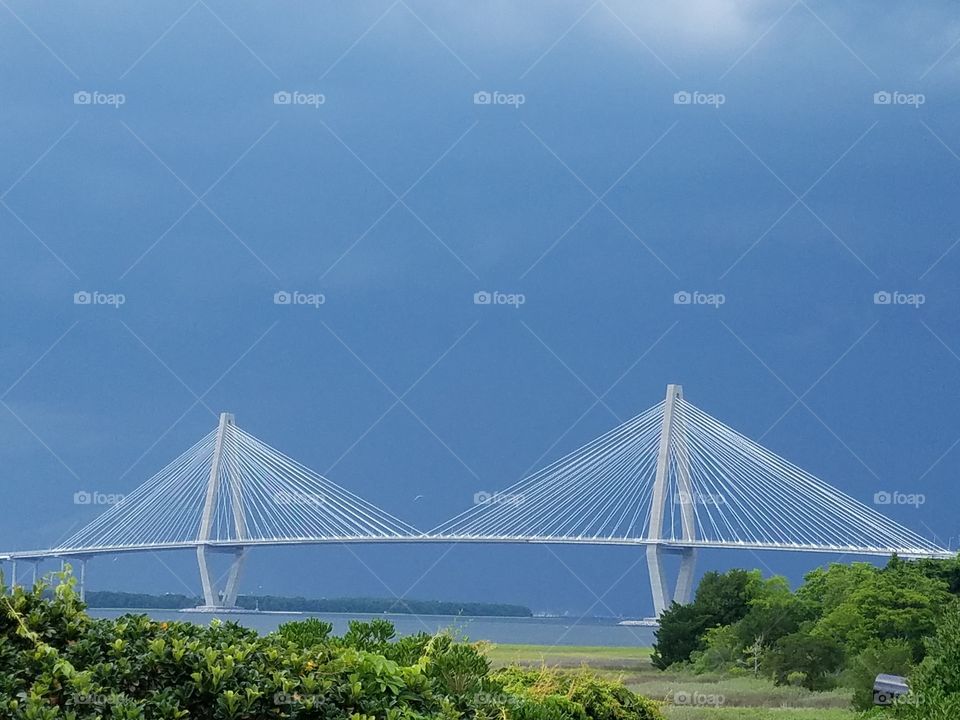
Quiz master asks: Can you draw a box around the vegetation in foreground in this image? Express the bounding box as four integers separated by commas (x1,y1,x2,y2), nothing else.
651,556,960,716
0,571,661,720
485,644,852,717
659,709,852,719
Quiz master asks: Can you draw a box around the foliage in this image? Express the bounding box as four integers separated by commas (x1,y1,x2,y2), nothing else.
764,632,843,691
653,556,960,707
794,562,877,619
652,570,771,669
0,571,660,720
692,570,763,628
913,555,960,595
733,577,809,651
843,639,913,711
651,603,711,669
808,557,948,660
690,625,740,674
895,600,960,720
493,667,663,720
276,616,334,647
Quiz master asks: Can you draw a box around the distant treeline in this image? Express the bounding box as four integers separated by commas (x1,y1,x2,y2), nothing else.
83,591,532,617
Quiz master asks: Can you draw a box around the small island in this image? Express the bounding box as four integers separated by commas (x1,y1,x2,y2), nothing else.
83,590,533,617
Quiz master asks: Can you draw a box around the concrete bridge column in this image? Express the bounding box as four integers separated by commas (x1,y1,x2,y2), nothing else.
646,384,698,616
78,557,87,601
196,413,247,608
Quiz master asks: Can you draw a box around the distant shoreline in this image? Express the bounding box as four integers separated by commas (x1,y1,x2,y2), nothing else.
83,591,533,618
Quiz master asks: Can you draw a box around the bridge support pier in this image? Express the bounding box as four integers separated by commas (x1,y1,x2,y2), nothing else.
196,413,248,609
9,559,16,590
222,548,246,607
646,384,698,616
647,545,697,615
78,558,87,601
197,546,247,608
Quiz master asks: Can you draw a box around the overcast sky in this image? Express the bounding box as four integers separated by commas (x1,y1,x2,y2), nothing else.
2,1,960,616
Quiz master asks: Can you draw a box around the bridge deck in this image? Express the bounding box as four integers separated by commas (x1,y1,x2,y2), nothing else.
1,535,951,561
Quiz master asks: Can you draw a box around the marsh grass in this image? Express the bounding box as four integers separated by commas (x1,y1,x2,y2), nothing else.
484,644,857,718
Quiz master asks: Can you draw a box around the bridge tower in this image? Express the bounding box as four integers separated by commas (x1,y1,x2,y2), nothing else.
646,384,697,616
196,412,247,608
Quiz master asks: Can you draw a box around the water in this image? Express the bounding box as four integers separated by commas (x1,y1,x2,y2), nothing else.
88,609,656,647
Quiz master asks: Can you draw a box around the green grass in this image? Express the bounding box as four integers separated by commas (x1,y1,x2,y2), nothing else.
484,643,652,670
662,708,855,719
483,644,857,718
625,673,851,709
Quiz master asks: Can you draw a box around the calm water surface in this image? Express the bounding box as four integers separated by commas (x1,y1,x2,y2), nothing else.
89,609,656,646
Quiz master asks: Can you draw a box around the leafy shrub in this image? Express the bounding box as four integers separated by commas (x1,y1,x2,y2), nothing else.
1,571,662,720
844,639,914,710
895,600,960,719
277,616,333,648
493,666,664,720
690,625,741,673
765,632,843,691
652,570,764,669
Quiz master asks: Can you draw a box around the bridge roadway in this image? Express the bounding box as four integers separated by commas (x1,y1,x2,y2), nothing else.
1,535,953,562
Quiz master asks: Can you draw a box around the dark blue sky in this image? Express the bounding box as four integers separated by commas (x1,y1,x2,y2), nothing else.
2,1,960,617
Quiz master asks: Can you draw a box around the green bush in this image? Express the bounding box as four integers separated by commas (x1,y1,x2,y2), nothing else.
844,639,914,710
493,666,663,720
277,617,333,648
651,557,960,711
764,632,843,691
690,625,741,674
895,600,960,719
0,571,662,720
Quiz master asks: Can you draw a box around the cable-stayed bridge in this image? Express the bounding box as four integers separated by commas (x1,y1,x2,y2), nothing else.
1,385,949,615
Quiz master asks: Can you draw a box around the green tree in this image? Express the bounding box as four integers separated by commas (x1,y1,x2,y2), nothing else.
896,600,960,719
914,555,960,596
652,569,763,669
795,562,877,618
691,625,740,673
765,632,844,690
743,635,764,677
651,602,710,669
734,576,809,650
844,639,913,711
811,560,949,659
694,569,763,627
